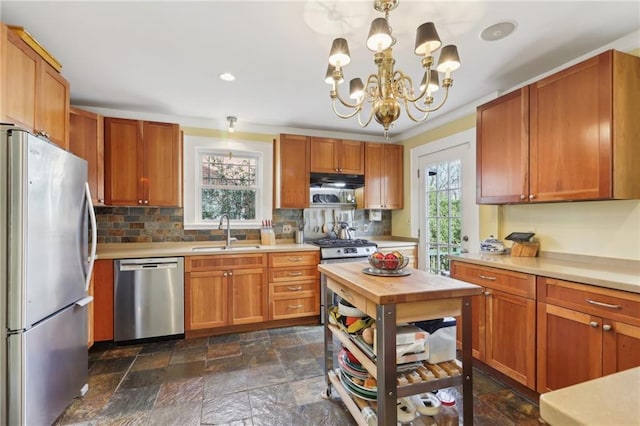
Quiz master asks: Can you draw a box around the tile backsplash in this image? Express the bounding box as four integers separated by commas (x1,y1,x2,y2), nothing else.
96,207,391,244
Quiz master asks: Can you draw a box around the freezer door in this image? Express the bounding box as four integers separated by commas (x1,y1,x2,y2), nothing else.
7,302,89,426
6,130,89,330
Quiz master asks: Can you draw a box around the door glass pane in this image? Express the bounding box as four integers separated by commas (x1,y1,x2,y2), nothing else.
425,159,462,275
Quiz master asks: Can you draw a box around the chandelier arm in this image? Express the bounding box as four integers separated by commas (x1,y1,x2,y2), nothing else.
421,86,452,113
402,96,431,122
403,73,430,104
331,98,362,119
333,89,364,110
356,106,376,128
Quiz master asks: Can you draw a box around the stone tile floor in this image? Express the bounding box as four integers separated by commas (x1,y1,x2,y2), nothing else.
55,325,540,425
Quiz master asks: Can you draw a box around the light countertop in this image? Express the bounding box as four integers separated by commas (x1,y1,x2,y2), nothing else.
449,252,640,294
96,241,319,259
540,367,640,426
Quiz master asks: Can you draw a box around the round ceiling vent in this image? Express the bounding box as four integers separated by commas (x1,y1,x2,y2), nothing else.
480,21,517,41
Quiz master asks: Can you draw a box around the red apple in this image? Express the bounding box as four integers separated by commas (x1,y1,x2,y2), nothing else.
384,253,399,270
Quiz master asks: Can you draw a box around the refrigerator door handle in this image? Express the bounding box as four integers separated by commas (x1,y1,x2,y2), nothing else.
85,182,97,292
75,296,94,307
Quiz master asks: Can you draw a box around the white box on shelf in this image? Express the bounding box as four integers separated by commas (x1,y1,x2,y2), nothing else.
414,317,457,364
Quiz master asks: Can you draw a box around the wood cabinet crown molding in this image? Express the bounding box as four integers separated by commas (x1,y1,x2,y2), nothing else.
476,49,640,204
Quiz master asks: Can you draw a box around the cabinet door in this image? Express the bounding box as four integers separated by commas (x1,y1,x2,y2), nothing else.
230,268,267,325
364,143,384,208
338,140,364,174
93,259,114,342
69,108,104,204
37,62,70,149
310,137,339,173
530,51,612,201
186,270,228,330
104,118,143,205
4,30,38,132
142,121,181,206
476,87,529,204
382,144,403,209
486,289,536,388
602,320,640,376
276,134,309,208
537,303,602,393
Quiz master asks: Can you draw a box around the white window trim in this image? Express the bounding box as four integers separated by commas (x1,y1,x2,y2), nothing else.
184,135,273,230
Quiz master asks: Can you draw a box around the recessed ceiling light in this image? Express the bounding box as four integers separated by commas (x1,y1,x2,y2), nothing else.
219,72,235,82
480,21,517,42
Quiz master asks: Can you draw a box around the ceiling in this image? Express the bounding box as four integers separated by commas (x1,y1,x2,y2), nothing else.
1,1,638,140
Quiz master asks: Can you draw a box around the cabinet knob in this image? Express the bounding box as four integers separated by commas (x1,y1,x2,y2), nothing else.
223,272,228,277
228,271,233,276
138,200,143,204
603,324,612,332
520,195,526,200
98,199,104,203
529,194,536,199
484,291,491,296
144,200,149,204
590,321,599,328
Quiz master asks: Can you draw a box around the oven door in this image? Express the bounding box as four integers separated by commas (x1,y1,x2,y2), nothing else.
319,257,368,324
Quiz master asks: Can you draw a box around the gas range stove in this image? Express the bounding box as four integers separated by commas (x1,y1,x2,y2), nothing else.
310,238,377,260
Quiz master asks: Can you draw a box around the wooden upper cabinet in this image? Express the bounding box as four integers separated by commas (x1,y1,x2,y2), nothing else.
361,142,403,209
275,134,310,208
104,118,181,207
310,137,364,174
69,108,104,204
477,50,640,204
476,87,529,204
1,25,70,149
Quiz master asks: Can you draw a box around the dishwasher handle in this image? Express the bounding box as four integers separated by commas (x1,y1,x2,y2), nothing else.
118,258,181,272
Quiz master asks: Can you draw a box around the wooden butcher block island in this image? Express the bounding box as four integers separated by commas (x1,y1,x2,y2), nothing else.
319,262,482,425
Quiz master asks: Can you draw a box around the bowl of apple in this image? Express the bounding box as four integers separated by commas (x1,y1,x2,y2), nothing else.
368,250,409,272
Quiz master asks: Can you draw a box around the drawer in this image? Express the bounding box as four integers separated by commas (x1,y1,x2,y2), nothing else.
269,266,318,283
538,277,640,325
272,295,318,319
326,279,368,314
187,254,267,271
269,252,319,268
270,280,317,296
451,261,535,299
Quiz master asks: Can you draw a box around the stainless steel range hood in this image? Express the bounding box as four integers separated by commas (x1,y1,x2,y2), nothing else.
310,172,364,189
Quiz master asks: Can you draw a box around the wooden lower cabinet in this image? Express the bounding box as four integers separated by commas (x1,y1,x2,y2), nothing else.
537,277,640,393
451,261,536,389
268,251,320,320
185,254,267,330
93,259,114,342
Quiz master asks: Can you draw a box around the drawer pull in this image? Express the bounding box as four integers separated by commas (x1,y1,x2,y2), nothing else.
478,274,496,281
288,304,303,309
603,324,613,332
586,299,622,310
288,257,303,262
287,286,303,291
288,271,303,277
590,321,599,328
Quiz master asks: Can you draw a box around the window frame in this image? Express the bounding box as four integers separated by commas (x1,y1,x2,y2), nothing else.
183,135,273,230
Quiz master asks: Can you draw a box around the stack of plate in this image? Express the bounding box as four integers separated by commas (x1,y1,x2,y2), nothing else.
337,349,377,401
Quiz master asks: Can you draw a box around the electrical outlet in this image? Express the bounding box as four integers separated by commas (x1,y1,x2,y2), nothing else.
283,224,292,233
363,223,369,232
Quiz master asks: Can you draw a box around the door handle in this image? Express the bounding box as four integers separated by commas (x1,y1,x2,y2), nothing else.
586,299,622,310
84,183,97,292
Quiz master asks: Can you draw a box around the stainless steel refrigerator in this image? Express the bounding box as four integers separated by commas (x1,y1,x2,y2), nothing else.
0,126,97,425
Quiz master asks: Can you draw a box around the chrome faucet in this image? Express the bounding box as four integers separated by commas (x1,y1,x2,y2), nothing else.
218,214,236,248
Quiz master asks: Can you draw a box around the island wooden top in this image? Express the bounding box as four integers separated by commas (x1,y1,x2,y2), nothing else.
318,262,482,305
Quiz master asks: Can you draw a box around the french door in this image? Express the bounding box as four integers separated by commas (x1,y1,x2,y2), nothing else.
417,130,478,275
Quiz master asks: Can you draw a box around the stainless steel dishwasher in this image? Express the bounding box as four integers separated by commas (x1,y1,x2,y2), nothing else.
114,257,184,342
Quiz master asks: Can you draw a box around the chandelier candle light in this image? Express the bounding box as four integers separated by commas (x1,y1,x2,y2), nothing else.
325,0,461,137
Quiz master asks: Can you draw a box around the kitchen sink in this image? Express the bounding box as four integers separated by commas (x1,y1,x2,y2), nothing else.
191,245,261,252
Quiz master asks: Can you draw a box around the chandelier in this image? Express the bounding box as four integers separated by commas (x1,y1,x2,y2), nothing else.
325,0,461,137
